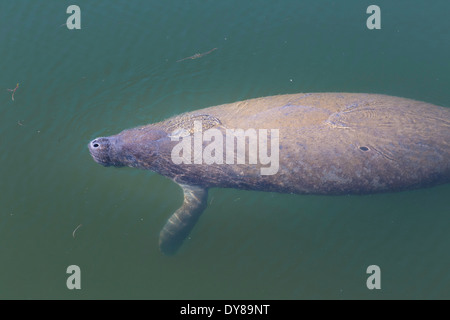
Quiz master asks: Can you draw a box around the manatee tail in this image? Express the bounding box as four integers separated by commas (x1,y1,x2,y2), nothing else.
159,184,208,255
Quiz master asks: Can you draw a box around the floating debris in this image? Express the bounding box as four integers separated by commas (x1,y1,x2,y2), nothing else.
72,224,83,238
177,48,217,62
7,83,19,101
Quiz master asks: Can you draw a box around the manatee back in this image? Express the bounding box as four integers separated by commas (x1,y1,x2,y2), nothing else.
154,93,450,195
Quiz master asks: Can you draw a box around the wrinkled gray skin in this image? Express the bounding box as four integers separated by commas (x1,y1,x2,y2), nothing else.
88,93,450,254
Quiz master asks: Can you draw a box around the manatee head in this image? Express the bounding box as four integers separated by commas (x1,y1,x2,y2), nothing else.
88,136,123,167
88,127,168,169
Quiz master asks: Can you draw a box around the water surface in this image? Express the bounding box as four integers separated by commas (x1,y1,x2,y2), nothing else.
0,0,449,299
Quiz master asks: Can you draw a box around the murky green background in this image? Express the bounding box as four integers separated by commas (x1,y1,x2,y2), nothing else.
0,0,449,299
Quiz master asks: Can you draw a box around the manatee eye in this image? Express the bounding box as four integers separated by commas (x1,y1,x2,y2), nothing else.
91,140,100,148
359,146,369,151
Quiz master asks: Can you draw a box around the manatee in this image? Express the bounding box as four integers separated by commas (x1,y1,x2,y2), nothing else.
88,93,450,254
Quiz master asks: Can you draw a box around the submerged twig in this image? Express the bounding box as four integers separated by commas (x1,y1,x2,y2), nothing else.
7,83,19,101
177,48,217,62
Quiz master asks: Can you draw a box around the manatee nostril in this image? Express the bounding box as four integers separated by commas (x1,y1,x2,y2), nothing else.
91,140,100,148
359,146,369,151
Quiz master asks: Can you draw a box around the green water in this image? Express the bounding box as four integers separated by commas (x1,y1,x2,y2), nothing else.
0,0,449,299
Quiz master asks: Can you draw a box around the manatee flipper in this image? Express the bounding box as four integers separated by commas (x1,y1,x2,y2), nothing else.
159,184,208,255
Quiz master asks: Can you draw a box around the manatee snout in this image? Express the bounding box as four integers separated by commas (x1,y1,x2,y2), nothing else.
88,137,116,167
